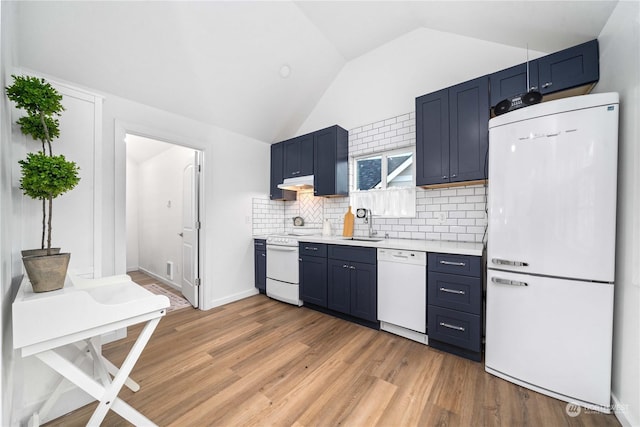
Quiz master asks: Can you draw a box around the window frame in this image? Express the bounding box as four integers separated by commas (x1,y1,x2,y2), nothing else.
353,147,416,191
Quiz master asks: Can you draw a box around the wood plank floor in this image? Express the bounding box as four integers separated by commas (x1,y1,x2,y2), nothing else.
45,272,619,426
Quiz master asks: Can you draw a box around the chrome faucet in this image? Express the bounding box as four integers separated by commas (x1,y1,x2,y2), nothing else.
366,209,377,238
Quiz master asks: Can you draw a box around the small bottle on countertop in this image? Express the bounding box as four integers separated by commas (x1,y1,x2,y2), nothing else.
322,219,333,237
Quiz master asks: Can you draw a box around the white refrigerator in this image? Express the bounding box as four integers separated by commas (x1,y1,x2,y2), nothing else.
485,93,619,412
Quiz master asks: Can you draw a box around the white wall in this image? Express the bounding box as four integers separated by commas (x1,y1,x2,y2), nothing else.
596,2,640,425
0,2,20,425
137,145,194,288
18,82,102,277
125,157,139,271
298,27,546,134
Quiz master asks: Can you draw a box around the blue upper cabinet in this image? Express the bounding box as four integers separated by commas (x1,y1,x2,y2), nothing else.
283,133,314,178
489,61,539,107
314,125,349,197
537,39,599,95
271,125,348,198
449,77,489,184
490,39,599,106
270,143,296,201
416,88,449,186
416,76,489,186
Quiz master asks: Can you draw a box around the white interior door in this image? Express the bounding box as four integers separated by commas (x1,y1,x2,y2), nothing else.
181,151,200,307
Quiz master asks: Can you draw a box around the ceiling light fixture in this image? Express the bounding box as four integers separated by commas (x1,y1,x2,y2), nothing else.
279,65,291,79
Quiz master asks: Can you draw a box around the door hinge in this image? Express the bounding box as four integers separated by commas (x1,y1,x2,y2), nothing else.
195,278,201,287
196,221,201,230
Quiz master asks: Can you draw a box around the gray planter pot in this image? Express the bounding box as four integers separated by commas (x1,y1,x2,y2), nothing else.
22,253,70,292
21,248,61,257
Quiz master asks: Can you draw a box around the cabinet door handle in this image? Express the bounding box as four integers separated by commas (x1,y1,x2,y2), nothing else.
304,246,318,251
349,266,356,270
491,277,528,287
442,175,448,179
542,82,552,88
440,287,465,295
440,260,466,267
440,322,465,332
262,253,266,257
299,258,302,262
451,173,457,178
343,264,349,268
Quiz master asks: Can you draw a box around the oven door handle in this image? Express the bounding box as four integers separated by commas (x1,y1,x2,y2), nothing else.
267,245,298,252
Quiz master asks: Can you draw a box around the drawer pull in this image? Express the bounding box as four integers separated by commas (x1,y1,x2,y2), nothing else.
440,260,466,267
349,266,356,270
491,277,528,287
440,287,465,295
440,322,465,332
304,246,318,251
343,264,349,269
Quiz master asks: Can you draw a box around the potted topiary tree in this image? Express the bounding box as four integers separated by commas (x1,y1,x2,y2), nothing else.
6,75,80,292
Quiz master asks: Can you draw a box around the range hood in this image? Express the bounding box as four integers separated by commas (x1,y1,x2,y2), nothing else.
277,175,314,191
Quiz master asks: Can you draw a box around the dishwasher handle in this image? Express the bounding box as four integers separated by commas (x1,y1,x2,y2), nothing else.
377,249,426,266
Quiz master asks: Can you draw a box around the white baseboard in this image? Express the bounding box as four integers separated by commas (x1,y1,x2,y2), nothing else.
612,393,637,427
205,288,259,310
138,267,181,292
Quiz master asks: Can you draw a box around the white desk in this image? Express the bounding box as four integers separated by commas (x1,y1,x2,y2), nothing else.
13,274,170,426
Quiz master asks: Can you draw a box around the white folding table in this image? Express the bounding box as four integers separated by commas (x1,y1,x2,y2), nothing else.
13,274,170,426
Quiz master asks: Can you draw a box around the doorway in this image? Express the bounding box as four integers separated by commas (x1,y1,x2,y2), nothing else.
125,133,202,308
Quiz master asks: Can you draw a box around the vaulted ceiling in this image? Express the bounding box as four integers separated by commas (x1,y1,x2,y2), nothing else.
14,1,618,143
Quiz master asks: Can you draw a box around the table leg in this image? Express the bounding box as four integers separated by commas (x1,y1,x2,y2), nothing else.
35,317,161,426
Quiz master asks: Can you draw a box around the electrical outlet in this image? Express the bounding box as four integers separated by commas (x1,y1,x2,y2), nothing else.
435,211,447,224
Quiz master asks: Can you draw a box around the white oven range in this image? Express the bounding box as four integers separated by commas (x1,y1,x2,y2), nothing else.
266,235,302,306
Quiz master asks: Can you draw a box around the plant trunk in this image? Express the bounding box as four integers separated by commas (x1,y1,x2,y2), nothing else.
47,195,53,256
41,198,46,249
39,111,53,156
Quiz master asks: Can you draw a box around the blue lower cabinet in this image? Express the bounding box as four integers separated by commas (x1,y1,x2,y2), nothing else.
327,259,351,315
327,249,377,323
428,252,483,362
254,240,266,293
350,262,377,322
300,255,328,307
428,306,481,352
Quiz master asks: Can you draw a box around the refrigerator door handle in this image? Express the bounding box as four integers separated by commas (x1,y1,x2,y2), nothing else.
491,277,528,287
491,258,529,267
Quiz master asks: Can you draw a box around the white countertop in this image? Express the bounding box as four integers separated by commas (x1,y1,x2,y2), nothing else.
254,234,484,256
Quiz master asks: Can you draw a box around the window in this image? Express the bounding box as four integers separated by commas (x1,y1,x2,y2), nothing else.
355,149,414,190
352,148,416,218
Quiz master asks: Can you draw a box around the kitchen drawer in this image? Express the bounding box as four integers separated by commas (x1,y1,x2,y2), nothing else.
428,253,481,277
254,239,266,249
428,306,481,352
299,242,327,258
428,272,481,315
328,245,376,265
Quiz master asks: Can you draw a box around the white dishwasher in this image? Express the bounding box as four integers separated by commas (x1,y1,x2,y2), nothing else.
377,248,428,344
